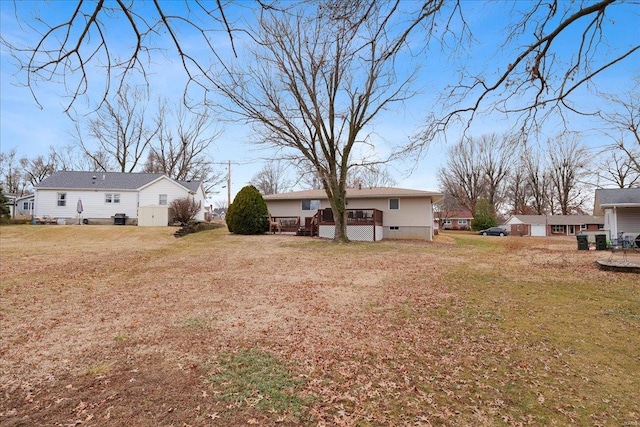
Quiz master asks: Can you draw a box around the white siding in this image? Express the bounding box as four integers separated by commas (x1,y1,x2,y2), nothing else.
34,189,138,220
618,207,640,238
139,178,206,221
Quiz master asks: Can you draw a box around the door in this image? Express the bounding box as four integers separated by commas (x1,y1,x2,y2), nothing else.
531,224,546,236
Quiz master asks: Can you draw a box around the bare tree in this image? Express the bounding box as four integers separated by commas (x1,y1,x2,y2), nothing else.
347,165,397,189
437,138,485,214
547,136,591,215
211,2,446,242
598,87,640,177
421,1,639,140
143,102,223,190
595,150,640,189
250,161,292,195
0,149,29,195
20,154,56,188
2,1,237,112
504,157,532,215
47,143,96,172
72,84,158,172
522,148,550,215
7,1,636,122
477,133,516,212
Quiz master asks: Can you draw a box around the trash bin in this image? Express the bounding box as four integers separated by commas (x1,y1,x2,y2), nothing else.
576,234,588,251
595,234,607,251
113,213,126,225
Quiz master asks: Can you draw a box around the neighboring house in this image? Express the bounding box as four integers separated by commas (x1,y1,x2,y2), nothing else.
3,193,35,219
505,214,604,237
13,194,35,218
436,210,473,230
593,188,640,241
34,171,206,226
263,187,443,242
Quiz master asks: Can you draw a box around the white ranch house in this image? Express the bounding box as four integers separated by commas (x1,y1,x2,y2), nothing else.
34,171,206,226
263,187,443,242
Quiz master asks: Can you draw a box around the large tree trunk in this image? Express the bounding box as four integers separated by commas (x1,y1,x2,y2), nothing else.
327,189,348,243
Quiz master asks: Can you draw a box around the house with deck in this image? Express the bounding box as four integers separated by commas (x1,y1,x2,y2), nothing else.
593,188,640,242
34,171,206,226
263,187,442,242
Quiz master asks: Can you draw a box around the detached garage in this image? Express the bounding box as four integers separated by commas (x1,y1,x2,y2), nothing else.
138,206,169,226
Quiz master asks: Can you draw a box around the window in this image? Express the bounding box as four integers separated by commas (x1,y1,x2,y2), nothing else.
105,193,121,204
580,224,587,231
458,219,468,225
389,198,399,210
57,193,66,207
159,194,167,205
444,219,452,224
551,225,565,233
22,201,34,211
389,226,399,231
598,224,605,230
301,199,320,211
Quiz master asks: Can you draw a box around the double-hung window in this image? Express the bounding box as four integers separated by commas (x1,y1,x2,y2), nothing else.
57,193,66,207
301,199,320,211
389,198,399,210
159,194,168,205
105,193,121,204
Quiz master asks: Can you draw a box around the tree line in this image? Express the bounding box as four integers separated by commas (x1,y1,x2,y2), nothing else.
0,84,223,196
438,129,639,220
2,0,638,241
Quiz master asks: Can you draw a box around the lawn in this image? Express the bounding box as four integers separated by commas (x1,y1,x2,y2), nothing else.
1,225,638,426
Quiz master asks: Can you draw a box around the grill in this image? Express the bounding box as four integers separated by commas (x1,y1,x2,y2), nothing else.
113,213,127,225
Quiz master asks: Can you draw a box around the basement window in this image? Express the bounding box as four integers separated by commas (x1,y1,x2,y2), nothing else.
390,226,399,231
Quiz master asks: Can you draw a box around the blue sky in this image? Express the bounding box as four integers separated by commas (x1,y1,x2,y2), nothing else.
1,1,638,204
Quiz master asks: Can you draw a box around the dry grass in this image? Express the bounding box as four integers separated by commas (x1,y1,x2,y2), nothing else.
0,225,638,426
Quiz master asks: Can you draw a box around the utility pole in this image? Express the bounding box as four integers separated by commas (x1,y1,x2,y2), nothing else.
227,160,231,208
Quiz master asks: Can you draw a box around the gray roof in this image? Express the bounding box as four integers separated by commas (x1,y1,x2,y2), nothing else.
36,171,202,192
594,188,640,214
508,214,604,225
263,187,443,201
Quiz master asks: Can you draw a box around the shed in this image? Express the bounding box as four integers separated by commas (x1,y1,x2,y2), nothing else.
137,206,169,226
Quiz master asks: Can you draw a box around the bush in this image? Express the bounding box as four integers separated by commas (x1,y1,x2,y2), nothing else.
169,197,202,225
226,185,269,235
471,198,498,231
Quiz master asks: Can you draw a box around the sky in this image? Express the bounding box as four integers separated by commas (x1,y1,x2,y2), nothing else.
1,1,638,206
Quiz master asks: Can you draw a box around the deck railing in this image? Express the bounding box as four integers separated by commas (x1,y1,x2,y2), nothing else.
270,216,300,232
318,208,383,226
